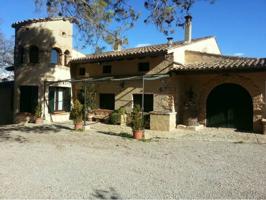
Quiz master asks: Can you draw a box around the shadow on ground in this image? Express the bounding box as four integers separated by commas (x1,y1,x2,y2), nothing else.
0,132,28,143
0,124,72,134
97,131,133,139
0,124,72,143
91,187,121,199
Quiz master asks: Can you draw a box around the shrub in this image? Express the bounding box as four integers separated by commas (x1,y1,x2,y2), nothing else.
70,99,83,124
109,111,120,125
131,105,143,131
109,107,127,125
35,103,42,118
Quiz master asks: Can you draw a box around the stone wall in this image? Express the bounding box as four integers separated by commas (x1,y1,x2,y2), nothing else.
178,72,266,133
13,19,83,122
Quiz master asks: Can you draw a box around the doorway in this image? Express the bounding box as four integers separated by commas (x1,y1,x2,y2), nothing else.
206,83,253,131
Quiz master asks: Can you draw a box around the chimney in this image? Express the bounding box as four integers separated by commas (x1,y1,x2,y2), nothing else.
167,37,173,47
184,15,192,43
113,39,122,51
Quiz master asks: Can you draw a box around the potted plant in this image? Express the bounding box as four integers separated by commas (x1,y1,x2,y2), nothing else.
70,99,83,130
34,103,43,124
131,105,144,139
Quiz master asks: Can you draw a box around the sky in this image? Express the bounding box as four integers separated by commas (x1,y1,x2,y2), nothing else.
0,0,265,57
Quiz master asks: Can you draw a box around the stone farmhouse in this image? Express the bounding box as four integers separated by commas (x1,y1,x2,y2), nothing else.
1,16,266,133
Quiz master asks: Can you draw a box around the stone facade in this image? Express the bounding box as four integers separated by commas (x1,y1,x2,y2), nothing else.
12,18,84,123
9,18,266,133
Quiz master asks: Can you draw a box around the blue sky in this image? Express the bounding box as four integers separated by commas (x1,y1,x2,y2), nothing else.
0,0,265,57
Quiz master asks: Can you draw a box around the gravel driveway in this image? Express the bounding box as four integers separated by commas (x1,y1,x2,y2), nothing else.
0,123,265,199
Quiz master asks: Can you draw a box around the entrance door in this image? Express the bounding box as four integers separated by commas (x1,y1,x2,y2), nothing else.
206,83,253,131
20,86,38,113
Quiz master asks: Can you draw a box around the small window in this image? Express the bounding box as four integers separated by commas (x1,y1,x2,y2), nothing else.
29,45,39,63
102,65,112,74
138,62,150,72
18,46,24,64
99,93,115,110
79,67,86,76
51,48,61,64
64,50,71,66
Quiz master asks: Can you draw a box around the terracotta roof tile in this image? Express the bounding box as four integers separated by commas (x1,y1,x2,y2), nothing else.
172,51,266,72
70,36,214,64
12,17,73,28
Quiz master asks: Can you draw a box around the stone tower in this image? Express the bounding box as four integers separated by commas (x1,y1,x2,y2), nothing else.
12,17,83,122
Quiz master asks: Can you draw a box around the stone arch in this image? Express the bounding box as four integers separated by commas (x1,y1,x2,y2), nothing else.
50,47,62,65
198,74,264,132
64,50,71,66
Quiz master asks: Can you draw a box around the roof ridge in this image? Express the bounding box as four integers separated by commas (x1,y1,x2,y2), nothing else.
186,50,265,60
72,36,215,61
12,17,73,28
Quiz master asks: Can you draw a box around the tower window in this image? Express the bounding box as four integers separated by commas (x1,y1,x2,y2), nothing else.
18,46,24,64
64,50,71,66
29,45,39,64
51,48,61,65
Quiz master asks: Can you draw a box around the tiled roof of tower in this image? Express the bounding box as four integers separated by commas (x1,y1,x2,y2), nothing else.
172,51,266,72
70,36,214,64
12,17,73,28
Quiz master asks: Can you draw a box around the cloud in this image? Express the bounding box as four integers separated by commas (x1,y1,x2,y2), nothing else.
233,53,245,57
135,43,151,48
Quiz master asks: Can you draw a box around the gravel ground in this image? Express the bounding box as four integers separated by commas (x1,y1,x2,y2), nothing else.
0,123,266,199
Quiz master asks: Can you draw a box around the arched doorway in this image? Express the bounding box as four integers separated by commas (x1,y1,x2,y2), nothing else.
206,83,253,131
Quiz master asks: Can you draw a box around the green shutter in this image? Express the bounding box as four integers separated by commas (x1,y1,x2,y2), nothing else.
63,88,71,112
48,88,55,113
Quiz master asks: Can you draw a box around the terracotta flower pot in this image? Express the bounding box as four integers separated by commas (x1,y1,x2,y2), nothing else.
35,117,43,124
74,122,83,130
133,130,144,140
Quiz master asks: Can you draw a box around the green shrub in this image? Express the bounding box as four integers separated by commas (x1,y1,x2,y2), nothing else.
35,103,42,118
70,99,83,124
131,105,143,131
109,110,120,125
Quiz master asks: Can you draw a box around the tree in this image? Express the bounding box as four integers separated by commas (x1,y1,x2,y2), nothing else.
35,0,214,49
0,29,14,80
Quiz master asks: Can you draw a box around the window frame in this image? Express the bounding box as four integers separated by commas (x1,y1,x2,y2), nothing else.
49,87,71,113
50,48,61,65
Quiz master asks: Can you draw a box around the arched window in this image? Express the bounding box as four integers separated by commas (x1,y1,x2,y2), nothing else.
18,46,24,64
29,45,39,63
64,50,71,66
50,48,61,65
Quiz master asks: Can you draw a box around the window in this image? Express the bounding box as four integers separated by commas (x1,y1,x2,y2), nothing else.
18,46,24,64
29,45,39,63
138,62,150,72
20,86,38,113
48,87,71,112
102,65,112,74
64,50,71,66
133,94,153,112
50,48,61,64
99,93,115,110
79,67,86,76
